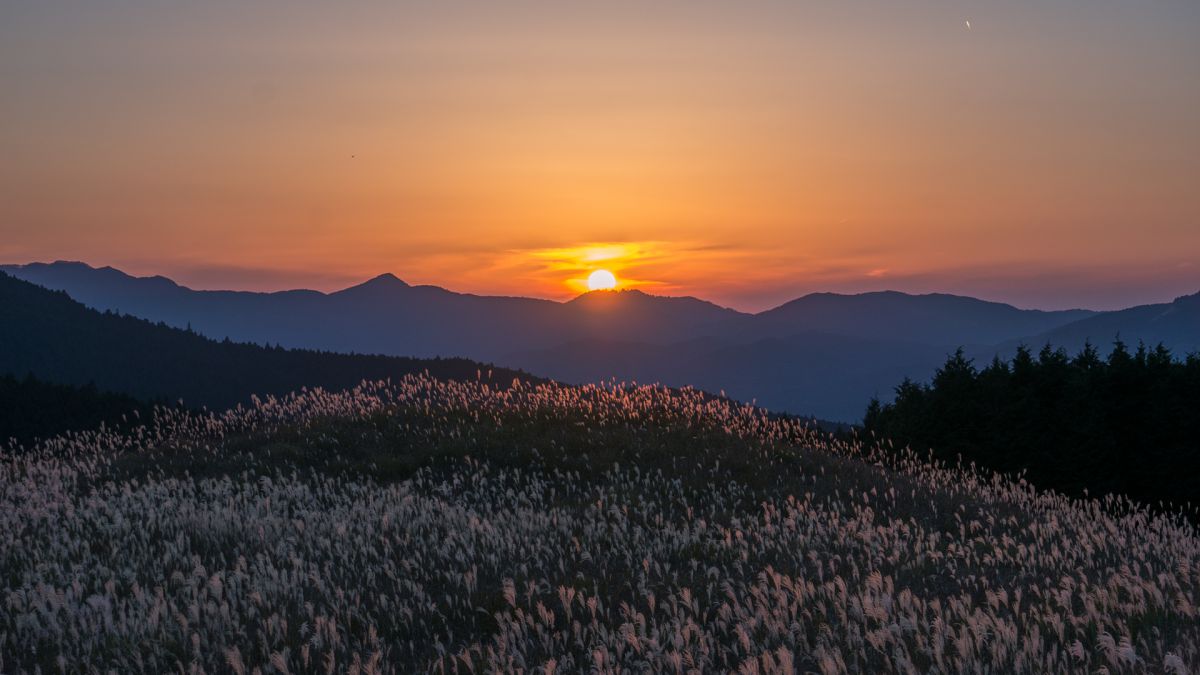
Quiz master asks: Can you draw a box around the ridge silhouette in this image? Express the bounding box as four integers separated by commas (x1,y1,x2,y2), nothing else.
4,261,1197,420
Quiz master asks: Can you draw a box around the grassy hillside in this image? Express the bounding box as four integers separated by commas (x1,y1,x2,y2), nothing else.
2,376,1196,672
0,271,537,410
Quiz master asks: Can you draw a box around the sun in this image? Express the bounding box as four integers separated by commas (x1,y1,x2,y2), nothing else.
586,269,617,291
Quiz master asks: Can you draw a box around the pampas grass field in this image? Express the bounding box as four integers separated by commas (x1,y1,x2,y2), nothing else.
1,376,1196,673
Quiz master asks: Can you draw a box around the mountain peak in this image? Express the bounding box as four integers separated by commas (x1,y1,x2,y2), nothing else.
331,272,411,297
49,260,98,270
367,272,407,285
354,273,410,289
1,260,181,291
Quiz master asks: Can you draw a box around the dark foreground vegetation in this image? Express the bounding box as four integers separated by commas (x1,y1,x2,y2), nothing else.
865,342,1200,509
0,373,164,447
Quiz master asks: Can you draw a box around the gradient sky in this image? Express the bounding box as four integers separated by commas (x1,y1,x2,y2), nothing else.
2,1,1198,311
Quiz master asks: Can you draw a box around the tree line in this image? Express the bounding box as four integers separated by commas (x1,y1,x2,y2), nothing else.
0,373,167,448
864,342,1200,510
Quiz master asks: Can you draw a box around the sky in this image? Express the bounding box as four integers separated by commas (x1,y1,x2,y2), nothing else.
2,1,1198,311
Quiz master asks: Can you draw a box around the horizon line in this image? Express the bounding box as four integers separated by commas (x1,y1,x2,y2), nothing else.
9,257,1197,315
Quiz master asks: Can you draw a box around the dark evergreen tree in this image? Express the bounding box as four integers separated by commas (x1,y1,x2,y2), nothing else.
865,342,1200,511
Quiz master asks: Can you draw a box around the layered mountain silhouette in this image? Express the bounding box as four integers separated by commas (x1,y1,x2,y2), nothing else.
1,262,744,359
0,271,534,411
1000,290,1200,356
753,291,1095,346
6,261,1196,420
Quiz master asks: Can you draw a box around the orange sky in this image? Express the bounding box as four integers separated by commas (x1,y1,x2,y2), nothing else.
2,1,1198,310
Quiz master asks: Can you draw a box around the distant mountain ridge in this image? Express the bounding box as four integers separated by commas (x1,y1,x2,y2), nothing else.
1002,290,1200,356
0,271,535,411
756,290,1096,346
1,260,1093,349
1,261,746,360
6,260,1196,421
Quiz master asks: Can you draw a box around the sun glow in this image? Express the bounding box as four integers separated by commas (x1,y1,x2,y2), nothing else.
586,269,618,291
523,242,660,295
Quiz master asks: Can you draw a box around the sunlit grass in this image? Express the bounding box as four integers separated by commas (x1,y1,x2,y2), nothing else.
0,376,1196,673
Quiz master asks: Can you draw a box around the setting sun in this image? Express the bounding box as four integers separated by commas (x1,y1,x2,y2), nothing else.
586,269,617,291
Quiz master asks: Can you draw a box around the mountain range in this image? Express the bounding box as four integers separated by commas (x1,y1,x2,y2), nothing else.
5,261,1198,421
0,271,533,413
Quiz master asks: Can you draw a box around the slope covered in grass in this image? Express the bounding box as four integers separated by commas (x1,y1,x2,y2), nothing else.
1,377,1196,673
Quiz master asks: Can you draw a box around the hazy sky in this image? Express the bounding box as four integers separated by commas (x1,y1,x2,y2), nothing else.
2,1,1198,310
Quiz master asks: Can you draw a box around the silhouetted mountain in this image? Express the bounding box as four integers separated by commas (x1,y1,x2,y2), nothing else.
0,272,535,411
754,291,1095,346
564,289,745,342
0,262,745,360
8,260,1187,421
1009,290,1200,356
2,261,1094,351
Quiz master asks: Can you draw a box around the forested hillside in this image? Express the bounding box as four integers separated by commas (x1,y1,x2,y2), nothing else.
865,343,1200,509
0,373,163,447
0,272,535,411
